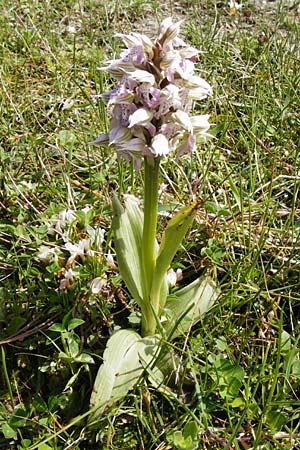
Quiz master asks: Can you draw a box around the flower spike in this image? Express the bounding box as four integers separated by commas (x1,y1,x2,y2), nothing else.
92,18,212,164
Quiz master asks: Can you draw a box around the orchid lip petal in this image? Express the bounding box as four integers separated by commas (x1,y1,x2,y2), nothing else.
151,133,171,156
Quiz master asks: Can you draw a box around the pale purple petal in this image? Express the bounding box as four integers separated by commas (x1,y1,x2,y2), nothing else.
145,122,156,137
89,133,109,145
109,126,132,144
176,134,196,159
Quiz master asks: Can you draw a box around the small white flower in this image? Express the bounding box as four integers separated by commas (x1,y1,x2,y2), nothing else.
59,268,75,290
65,239,91,264
37,246,57,263
166,268,183,287
58,209,76,224
64,268,74,279
81,205,92,214
228,0,243,13
90,277,106,294
106,252,116,269
88,227,105,249
167,268,177,287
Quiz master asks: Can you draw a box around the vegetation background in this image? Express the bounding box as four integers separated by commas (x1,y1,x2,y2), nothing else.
0,0,300,449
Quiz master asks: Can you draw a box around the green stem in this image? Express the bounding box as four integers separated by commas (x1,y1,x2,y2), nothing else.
141,156,160,336
1,346,14,408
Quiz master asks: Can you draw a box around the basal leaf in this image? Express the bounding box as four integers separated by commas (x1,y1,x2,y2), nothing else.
163,274,219,339
89,329,160,420
90,329,141,419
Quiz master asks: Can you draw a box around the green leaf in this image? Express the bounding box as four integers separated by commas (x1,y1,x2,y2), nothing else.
172,428,198,450
90,329,141,418
183,421,198,440
67,318,85,331
150,201,200,315
58,129,76,146
112,195,145,306
292,360,300,375
231,397,245,408
155,201,199,284
74,352,94,364
163,274,219,339
173,431,187,449
48,323,64,332
64,367,83,391
137,335,168,391
89,329,161,420
266,410,287,431
280,329,291,353
1,421,17,439
38,444,53,450
211,355,245,399
9,404,27,428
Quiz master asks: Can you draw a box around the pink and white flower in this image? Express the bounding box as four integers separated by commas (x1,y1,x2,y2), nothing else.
91,18,212,164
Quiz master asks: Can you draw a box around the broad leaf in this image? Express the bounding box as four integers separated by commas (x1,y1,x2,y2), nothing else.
112,195,144,306
140,343,180,395
89,329,160,420
163,275,219,339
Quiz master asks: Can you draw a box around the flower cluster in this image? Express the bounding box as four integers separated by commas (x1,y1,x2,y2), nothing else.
92,18,212,166
37,206,109,293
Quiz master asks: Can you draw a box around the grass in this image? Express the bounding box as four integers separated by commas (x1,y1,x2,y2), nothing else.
1,0,300,448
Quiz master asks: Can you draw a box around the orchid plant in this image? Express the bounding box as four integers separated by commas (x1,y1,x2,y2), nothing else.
89,18,219,420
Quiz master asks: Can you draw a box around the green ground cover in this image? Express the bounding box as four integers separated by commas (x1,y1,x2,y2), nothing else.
0,0,300,448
